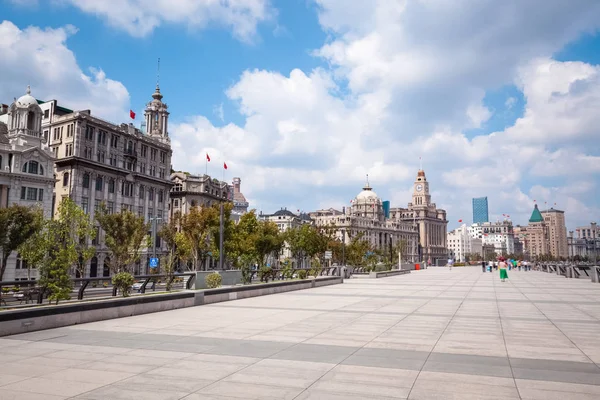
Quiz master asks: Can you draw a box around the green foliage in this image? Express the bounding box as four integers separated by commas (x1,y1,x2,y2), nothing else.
160,253,176,291
179,205,218,271
258,265,272,282
96,207,149,274
345,233,373,266
241,264,253,284
297,269,308,280
281,258,293,279
0,204,42,280
19,198,91,303
285,224,328,269
205,271,222,288
112,272,135,297
309,258,322,277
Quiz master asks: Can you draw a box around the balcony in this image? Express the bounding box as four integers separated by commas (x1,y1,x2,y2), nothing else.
124,148,138,158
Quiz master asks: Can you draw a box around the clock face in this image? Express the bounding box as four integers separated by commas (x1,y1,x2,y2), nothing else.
416,184,423,192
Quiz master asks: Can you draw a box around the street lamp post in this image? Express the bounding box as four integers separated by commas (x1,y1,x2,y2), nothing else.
149,217,162,275
592,222,598,265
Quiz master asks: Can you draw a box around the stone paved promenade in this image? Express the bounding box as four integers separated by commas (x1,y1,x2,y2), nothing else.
1,267,600,399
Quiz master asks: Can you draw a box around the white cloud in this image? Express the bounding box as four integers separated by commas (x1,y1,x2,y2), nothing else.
0,21,129,122
60,0,273,42
170,0,600,230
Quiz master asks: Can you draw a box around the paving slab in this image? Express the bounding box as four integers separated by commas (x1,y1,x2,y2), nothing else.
1,267,600,398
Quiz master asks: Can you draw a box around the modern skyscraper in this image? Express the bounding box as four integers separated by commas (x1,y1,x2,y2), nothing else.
472,197,489,224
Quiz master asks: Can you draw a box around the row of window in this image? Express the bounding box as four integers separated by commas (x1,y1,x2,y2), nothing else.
20,187,44,201
65,172,165,202
84,125,167,163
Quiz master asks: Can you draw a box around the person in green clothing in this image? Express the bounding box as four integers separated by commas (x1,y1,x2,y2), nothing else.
498,257,508,282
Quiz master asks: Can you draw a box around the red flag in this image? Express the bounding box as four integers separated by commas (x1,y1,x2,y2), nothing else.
206,153,210,162
129,110,135,119
223,162,228,170
458,219,462,222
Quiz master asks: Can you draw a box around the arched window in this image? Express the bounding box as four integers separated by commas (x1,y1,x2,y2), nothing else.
103,258,110,277
82,173,90,188
90,257,98,278
22,161,45,175
63,172,69,187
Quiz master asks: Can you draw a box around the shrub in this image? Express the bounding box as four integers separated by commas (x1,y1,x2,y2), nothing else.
241,265,252,284
205,272,222,289
281,264,293,280
297,269,308,280
375,264,390,272
258,266,272,282
112,272,135,297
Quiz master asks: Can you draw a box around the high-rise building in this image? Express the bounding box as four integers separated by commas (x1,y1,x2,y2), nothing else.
541,207,568,259
472,197,489,224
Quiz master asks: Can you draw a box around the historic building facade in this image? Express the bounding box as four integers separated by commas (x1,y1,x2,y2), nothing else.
0,87,56,281
468,221,515,256
448,224,482,262
169,172,231,220
311,182,419,262
389,170,447,265
514,204,568,260
40,84,173,277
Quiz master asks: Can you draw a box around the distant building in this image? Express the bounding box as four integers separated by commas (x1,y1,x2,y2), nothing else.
513,204,569,260
468,221,514,256
259,208,313,266
447,224,482,262
231,177,249,219
541,207,568,259
389,170,448,265
312,181,419,262
472,197,489,224
169,172,231,219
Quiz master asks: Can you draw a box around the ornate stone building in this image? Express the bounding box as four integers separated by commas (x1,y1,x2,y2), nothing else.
169,172,231,219
311,181,419,262
231,177,249,217
0,86,56,281
389,170,448,265
41,84,173,277
514,204,548,258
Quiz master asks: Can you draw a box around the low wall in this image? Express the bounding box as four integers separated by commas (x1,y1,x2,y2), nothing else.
0,276,342,337
369,270,411,278
194,270,242,289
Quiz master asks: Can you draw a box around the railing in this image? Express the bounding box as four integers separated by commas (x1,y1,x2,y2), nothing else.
0,272,196,307
534,263,599,283
247,267,342,282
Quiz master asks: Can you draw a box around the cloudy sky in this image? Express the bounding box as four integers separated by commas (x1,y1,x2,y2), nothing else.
2,0,600,231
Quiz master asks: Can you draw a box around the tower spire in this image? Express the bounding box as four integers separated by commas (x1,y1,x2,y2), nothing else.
156,57,160,89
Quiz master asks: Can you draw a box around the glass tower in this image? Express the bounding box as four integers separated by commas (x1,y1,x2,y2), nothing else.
472,197,489,224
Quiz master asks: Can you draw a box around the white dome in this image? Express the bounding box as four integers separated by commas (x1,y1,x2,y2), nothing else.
15,86,38,108
356,189,379,201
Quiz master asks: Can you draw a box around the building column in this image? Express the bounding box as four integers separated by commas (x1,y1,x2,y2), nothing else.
0,185,7,208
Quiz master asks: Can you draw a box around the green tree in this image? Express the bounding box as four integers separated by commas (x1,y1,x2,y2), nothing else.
345,233,372,266
0,205,42,280
285,224,328,269
96,208,149,297
255,220,284,268
227,210,260,271
179,206,218,271
20,199,91,303
209,202,235,269
159,211,192,271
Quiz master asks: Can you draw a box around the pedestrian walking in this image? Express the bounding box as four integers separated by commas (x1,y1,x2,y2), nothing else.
448,258,453,270
481,260,486,272
498,257,509,282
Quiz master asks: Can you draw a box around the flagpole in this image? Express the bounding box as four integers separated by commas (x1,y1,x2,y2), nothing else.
205,157,207,176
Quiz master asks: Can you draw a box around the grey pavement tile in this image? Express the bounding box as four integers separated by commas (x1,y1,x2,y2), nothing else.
0,390,67,400
39,368,135,385
510,357,600,373
512,367,600,385
422,360,514,378
203,339,295,358
294,389,401,400
1,377,105,397
116,373,215,392
427,352,510,367
270,343,358,364
72,386,190,400
196,381,304,399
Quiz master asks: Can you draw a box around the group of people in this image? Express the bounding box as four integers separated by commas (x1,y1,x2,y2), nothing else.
481,258,531,282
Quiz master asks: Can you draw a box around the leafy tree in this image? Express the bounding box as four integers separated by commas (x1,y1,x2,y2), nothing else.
0,205,42,280
345,233,372,266
96,207,149,274
179,206,218,271
254,219,284,268
285,224,328,269
209,202,235,269
96,208,148,297
159,211,192,271
20,199,90,303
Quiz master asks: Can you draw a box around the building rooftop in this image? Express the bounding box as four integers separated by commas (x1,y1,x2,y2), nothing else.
529,204,544,223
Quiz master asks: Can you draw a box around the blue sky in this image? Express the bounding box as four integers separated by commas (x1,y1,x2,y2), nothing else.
2,0,600,230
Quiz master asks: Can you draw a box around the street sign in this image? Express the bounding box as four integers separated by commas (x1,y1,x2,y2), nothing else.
149,257,159,268
324,251,332,260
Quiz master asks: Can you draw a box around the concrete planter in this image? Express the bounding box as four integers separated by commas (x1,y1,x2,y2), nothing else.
194,270,242,289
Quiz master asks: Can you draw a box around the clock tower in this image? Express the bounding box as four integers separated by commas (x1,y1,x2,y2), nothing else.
412,170,431,207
